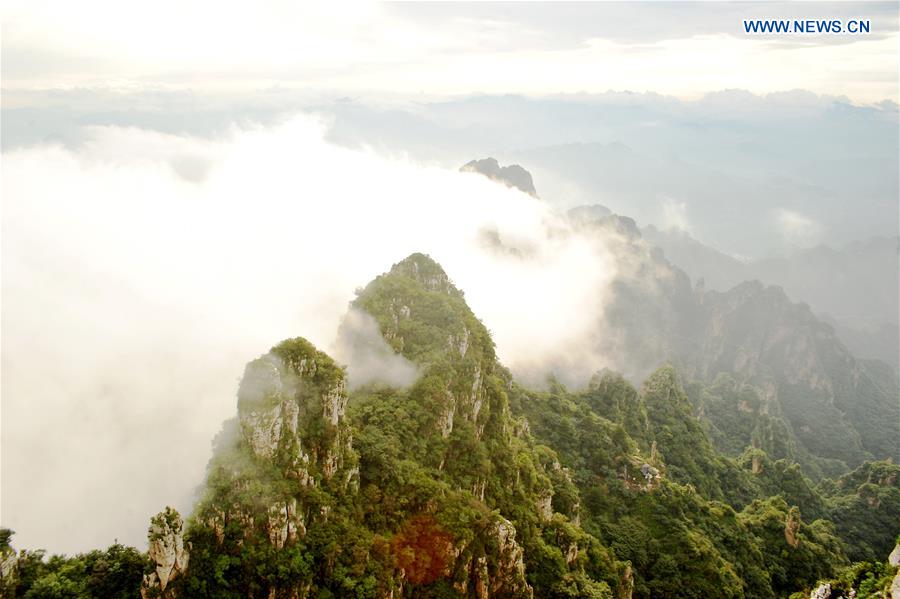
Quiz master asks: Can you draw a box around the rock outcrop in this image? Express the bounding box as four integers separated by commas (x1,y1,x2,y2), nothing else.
809,582,832,599
141,508,189,599
236,337,353,483
159,337,359,597
891,543,900,599
492,518,531,597
618,563,634,599
0,544,17,593
784,506,801,548
135,253,656,596
460,518,532,599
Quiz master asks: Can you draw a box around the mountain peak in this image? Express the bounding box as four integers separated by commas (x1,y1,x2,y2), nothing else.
388,252,458,296
460,157,538,197
353,253,494,368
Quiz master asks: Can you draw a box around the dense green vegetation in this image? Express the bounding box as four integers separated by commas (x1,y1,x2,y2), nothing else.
0,532,148,599
678,281,900,480
512,367,862,598
583,212,899,483
3,253,898,598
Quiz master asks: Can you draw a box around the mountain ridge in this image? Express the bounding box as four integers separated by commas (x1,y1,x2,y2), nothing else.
121,253,897,598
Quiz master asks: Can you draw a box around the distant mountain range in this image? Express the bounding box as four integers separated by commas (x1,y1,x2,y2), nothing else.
467,160,899,478
642,226,899,368
567,209,899,479
317,92,900,258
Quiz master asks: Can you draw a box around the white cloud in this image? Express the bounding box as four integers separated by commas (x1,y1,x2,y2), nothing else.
332,308,419,390
1,115,620,554
774,208,825,247
1,1,897,102
660,195,692,232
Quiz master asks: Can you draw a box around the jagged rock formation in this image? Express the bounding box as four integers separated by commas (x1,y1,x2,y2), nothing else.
809,582,832,599
460,158,538,197
345,253,611,596
129,252,895,599
179,337,358,598
141,508,189,598
235,341,352,480
0,531,17,595
784,507,801,548
139,254,633,597
453,518,532,599
891,543,900,599
4,163,899,596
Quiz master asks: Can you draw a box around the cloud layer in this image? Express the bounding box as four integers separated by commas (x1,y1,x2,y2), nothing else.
1,115,620,554
332,308,420,390
3,1,897,101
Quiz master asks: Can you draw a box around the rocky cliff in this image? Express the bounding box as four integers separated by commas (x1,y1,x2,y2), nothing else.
134,252,893,599
139,253,630,598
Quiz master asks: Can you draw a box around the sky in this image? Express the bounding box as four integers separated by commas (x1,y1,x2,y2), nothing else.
2,1,898,103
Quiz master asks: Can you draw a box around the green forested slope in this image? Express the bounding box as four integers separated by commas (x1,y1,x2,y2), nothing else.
2,254,897,599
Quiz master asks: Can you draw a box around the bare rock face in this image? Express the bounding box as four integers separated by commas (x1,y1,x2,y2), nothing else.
640,463,660,484
454,516,533,599
618,563,634,599
266,499,306,550
146,338,358,598
237,340,351,482
810,582,831,599
536,491,553,522
751,453,765,475
889,542,900,567
784,507,801,549
887,542,900,599
0,546,17,591
238,353,299,459
489,518,533,598
321,383,347,427
141,508,189,599
438,393,456,438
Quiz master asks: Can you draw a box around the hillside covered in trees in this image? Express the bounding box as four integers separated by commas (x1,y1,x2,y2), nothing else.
2,254,898,598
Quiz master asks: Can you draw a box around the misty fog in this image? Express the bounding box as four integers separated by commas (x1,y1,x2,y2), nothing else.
1,115,629,554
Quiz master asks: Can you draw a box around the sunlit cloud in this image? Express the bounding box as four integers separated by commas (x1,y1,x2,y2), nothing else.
2,115,622,554
774,208,825,247
2,1,897,102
